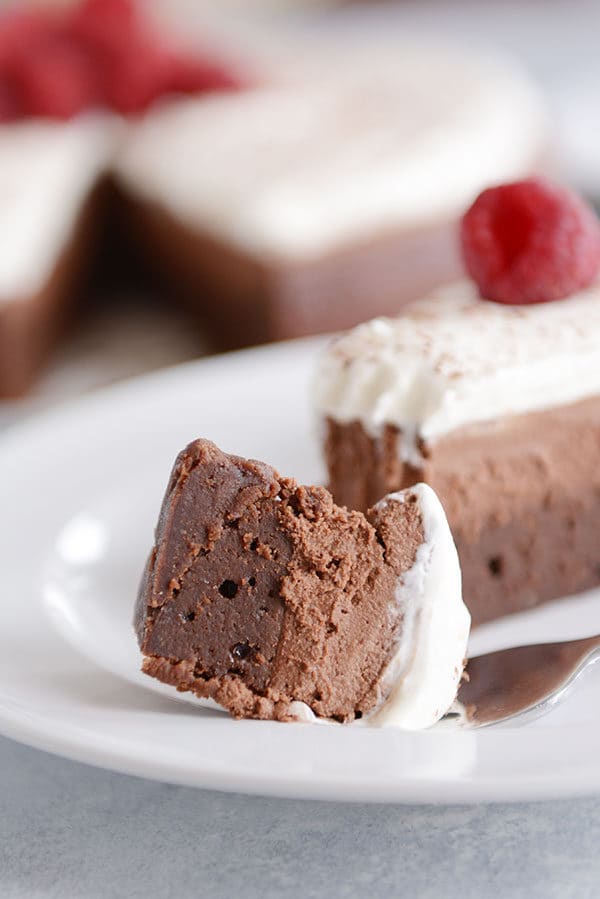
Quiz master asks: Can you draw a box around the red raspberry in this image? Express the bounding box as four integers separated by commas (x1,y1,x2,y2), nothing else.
66,0,141,72
0,12,44,121
18,39,101,119
76,0,136,27
70,0,179,114
0,77,21,122
67,0,137,54
0,9,51,66
103,43,171,114
0,0,246,121
461,178,600,304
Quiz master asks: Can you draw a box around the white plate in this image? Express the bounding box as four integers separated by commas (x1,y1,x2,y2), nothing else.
2,338,600,803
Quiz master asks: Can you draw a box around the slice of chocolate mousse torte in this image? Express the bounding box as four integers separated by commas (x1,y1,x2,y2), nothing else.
135,439,470,728
316,178,600,625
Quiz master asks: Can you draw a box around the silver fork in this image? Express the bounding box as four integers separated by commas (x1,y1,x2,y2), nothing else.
446,634,600,728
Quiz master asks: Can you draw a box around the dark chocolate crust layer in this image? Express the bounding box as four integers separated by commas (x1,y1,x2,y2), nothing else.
136,439,423,722
116,187,462,350
324,397,600,626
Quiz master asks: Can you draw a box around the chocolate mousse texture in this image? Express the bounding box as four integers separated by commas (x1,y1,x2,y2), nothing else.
325,399,600,626
135,438,425,722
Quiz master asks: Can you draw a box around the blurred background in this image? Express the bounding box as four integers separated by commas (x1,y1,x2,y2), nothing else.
1,0,599,425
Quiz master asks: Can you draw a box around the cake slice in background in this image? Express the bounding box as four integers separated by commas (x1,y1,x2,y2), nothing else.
135,439,469,728
316,178,600,626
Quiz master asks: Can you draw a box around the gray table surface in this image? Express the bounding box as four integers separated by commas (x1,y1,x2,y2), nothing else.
1,732,599,899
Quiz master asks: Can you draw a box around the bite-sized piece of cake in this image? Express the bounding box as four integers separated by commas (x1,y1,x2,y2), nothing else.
135,439,469,728
317,180,600,626
114,41,546,349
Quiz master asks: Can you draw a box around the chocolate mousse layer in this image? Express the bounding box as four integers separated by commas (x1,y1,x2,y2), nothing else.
325,395,600,626
136,439,427,722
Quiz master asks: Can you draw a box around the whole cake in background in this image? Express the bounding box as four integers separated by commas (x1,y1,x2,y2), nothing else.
316,178,600,626
135,438,470,727
0,0,547,397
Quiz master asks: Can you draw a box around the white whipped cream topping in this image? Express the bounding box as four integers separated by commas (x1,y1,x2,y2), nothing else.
115,42,545,259
369,483,469,730
286,483,469,730
316,279,600,457
0,116,120,303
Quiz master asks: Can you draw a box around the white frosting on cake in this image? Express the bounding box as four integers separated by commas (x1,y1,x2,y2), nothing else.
369,483,469,730
114,43,546,259
286,483,469,730
0,116,120,303
315,279,600,457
